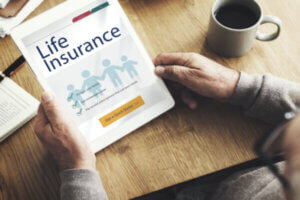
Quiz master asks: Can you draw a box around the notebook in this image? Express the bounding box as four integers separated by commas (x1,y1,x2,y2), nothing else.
0,76,39,142
11,0,175,153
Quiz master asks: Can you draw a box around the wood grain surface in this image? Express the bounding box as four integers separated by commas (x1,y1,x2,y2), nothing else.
0,0,299,199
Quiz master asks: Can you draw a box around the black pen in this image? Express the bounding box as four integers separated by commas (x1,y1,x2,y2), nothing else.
0,56,25,82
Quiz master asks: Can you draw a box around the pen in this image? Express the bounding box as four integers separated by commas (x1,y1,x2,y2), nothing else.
0,56,25,82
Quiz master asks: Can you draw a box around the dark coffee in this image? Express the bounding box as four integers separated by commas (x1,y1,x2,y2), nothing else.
215,4,258,29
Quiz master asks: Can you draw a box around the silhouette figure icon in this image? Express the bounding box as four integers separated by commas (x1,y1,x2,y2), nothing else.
81,70,103,97
121,56,138,78
100,59,123,87
67,84,84,115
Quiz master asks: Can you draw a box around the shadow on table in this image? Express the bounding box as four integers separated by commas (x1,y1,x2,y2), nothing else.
132,155,283,200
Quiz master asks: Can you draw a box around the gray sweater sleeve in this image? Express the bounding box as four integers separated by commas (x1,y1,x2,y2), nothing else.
60,169,108,200
229,72,300,124
210,72,300,200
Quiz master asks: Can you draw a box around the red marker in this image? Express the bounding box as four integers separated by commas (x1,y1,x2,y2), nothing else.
72,2,109,23
72,11,92,23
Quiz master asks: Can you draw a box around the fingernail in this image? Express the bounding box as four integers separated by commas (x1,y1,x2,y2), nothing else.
155,66,165,75
42,92,53,103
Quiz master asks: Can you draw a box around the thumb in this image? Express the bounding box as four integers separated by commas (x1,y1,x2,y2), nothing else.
41,92,66,128
155,65,192,84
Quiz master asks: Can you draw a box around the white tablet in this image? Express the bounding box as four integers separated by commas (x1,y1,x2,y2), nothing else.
11,0,175,153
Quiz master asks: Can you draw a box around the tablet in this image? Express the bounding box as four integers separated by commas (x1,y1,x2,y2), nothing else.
11,0,175,153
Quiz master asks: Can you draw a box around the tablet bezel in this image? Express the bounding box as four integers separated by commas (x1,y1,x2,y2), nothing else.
11,0,175,153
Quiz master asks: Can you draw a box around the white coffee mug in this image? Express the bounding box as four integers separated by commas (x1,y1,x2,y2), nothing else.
206,0,282,57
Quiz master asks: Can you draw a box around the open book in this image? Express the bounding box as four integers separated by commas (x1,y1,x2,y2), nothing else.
0,77,39,142
11,0,175,152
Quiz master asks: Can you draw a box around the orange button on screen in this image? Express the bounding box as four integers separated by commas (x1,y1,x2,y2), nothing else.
99,96,145,127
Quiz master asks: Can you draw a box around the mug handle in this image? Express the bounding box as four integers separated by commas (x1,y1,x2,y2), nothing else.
256,15,282,41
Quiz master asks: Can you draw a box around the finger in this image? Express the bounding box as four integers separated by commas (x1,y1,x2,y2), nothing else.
34,104,49,133
284,116,300,199
165,80,185,91
155,65,193,84
34,104,54,144
154,52,195,66
284,115,300,170
35,123,54,145
36,104,48,126
180,90,198,109
41,92,67,128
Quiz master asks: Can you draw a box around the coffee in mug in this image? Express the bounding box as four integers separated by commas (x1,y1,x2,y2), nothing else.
207,0,282,57
215,4,258,29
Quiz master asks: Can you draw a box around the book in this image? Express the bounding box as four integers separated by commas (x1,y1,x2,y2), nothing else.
11,0,175,153
0,0,43,38
0,77,39,142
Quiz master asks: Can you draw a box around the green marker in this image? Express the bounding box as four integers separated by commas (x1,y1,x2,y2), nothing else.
91,2,110,13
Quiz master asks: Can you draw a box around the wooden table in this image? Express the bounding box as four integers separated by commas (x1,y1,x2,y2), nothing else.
0,0,299,199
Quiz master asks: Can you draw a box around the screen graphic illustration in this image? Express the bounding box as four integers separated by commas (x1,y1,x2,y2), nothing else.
66,56,139,116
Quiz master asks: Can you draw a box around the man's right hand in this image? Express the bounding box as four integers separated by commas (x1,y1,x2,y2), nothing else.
154,52,240,108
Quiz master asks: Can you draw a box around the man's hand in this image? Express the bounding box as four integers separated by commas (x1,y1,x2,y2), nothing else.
154,52,240,108
284,115,300,200
34,92,96,171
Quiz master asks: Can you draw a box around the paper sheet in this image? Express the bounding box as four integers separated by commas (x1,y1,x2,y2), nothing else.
0,0,43,37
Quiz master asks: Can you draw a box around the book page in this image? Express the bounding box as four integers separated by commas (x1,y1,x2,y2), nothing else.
0,78,39,141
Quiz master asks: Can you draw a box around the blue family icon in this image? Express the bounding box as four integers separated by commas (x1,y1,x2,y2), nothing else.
100,59,123,87
67,84,84,115
67,56,139,107
81,70,103,97
121,56,138,78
